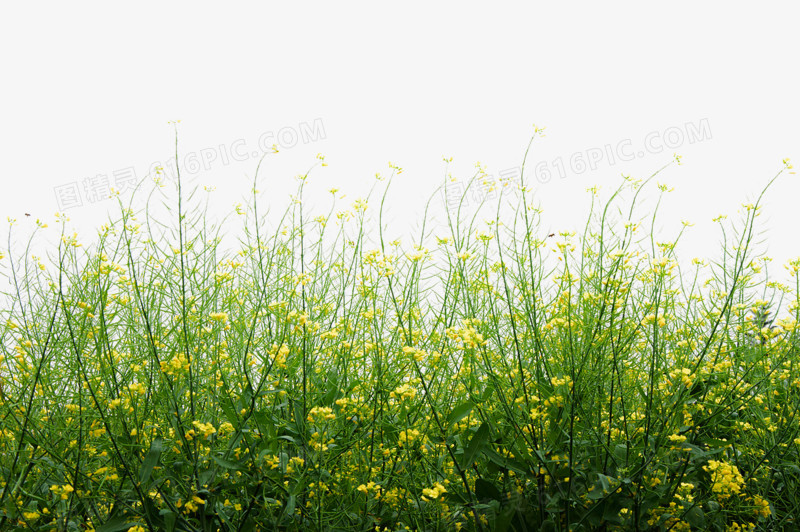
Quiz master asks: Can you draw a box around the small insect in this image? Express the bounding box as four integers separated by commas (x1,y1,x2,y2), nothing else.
547,233,555,238
25,213,31,217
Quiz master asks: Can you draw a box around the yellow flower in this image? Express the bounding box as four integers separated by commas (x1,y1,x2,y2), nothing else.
703,460,744,500
307,406,335,423
390,383,417,402
50,483,75,500
398,428,424,447
421,482,447,501
668,433,687,444
192,420,217,439
160,353,190,376
751,494,771,518
209,312,229,323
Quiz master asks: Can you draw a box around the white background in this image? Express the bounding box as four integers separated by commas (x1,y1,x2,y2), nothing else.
1,3,798,286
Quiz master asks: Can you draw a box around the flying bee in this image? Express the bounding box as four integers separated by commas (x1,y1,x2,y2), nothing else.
547,233,555,238
25,213,31,217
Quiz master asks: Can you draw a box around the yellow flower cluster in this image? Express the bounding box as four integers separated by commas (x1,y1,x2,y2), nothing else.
285,456,305,474
666,368,694,388
551,375,572,387
356,481,381,496
398,428,423,447
751,494,771,518
381,486,408,508
293,273,312,286
363,249,396,277
160,353,190,376
390,383,417,402
725,522,755,532
127,382,146,395
268,343,290,369
263,454,280,470
402,345,426,362
319,328,339,340
543,395,564,408
307,406,335,424
641,313,667,328
50,483,74,500
184,494,206,513
544,317,569,331
406,246,429,262
310,431,334,452
668,434,687,443
192,420,217,439
421,482,447,501
703,460,744,499
445,319,486,349
209,311,229,323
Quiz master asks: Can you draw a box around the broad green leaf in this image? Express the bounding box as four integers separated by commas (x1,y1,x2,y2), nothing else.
684,505,706,528
483,447,529,475
213,456,243,470
461,421,490,469
139,437,164,485
97,515,135,532
447,401,474,428
475,478,501,501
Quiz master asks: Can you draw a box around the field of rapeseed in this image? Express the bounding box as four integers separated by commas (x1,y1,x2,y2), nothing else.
1,133,799,531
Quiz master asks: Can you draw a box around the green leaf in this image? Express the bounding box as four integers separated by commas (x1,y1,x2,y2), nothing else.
4,496,17,519
597,473,614,492
475,478,502,502
97,515,135,532
284,494,296,520
142,497,165,529
213,456,243,470
161,510,176,532
219,399,238,426
684,504,706,528
321,374,340,405
461,421,490,469
540,519,557,532
587,487,605,500
481,384,495,402
483,447,529,475
601,495,625,524
293,401,305,426
139,437,164,485
613,443,628,462
494,502,516,532
447,401,474,428
199,468,214,486
242,383,254,406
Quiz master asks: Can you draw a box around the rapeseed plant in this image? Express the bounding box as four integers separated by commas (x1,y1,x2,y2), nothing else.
0,135,796,531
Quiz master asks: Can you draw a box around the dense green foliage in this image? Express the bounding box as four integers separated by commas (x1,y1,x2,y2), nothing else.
1,137,798,531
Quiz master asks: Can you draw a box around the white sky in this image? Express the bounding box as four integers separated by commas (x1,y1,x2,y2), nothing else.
1,3,799,290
